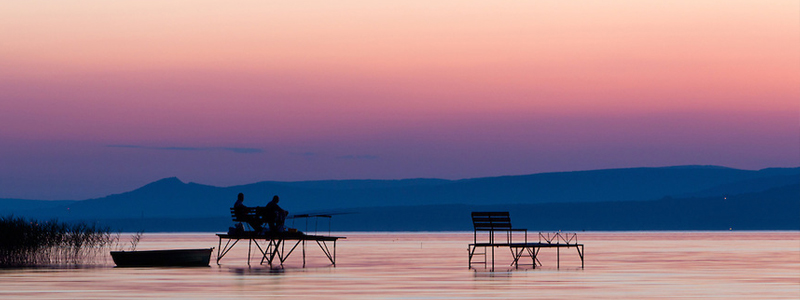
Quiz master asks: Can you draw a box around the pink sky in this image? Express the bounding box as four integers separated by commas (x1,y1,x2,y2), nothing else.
1,1,798,199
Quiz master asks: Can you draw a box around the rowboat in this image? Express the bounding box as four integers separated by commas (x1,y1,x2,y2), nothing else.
110,248,212,267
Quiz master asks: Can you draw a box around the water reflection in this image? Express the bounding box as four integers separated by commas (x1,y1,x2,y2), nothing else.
0,232,797,299
228,267,285,276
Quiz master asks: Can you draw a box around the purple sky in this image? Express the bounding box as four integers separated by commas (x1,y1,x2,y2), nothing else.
1,1,798,200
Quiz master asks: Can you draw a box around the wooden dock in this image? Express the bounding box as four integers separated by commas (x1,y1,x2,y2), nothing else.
216,232,345,267
468,212,584,270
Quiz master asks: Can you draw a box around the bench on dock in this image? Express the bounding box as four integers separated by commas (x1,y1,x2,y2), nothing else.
468,211,584,270
471,211,529,246
231,206,257,222
230,206,260,231
218,207,345,267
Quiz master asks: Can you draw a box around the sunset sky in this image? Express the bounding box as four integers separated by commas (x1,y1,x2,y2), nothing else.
1,1,798,200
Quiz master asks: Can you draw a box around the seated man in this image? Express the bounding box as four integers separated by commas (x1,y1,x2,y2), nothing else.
262,195,288,232
233,193,264,232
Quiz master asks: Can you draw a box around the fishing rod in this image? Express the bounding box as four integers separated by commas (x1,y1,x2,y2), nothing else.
287,211,356,235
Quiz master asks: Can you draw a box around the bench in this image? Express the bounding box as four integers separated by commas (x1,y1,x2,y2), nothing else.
230,206,262,231
471,211,529,246
469,212,529,268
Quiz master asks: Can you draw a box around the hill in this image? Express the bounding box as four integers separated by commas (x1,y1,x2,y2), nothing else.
65,183,800,232
1,165,797,231
328,183,800,231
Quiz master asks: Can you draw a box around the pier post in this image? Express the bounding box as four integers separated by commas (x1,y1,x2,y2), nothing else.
490,246,494,270
247,238,252,266
216,238,222,265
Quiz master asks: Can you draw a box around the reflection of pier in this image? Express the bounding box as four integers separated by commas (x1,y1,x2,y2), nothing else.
468,212,584,270
216,232,344,267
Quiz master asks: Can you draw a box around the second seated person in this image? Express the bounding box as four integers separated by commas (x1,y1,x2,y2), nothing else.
262,195,288,233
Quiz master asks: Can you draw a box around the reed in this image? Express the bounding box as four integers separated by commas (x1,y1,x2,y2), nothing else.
0,215,118,268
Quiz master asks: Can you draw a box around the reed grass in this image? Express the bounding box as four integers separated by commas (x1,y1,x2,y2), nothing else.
0,215,118,268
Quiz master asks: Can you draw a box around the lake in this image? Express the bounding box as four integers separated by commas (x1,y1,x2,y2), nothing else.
0,231,798,299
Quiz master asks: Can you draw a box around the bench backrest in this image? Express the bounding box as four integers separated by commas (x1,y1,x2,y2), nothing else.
472,212,513,231
230,207,258,223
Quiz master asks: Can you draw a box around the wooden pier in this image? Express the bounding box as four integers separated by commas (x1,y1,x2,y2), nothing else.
219,210,345,267
216,232,344,267
468,212,584,270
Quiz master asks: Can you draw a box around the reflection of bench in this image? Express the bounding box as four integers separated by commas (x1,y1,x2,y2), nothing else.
468,212,584,270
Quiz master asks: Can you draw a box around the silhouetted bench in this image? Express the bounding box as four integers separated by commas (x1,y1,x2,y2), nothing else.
230,207,260,231
470,211,528,247
469,212,529,269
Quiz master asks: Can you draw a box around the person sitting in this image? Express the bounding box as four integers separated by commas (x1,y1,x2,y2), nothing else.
233,193,264,232
262,195,288,232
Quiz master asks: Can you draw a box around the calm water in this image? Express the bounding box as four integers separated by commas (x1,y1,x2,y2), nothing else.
0,232,798,299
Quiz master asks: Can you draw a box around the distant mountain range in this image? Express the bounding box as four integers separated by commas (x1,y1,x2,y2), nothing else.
2,165,798,231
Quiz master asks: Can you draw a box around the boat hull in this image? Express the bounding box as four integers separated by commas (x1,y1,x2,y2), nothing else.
110,248,212,267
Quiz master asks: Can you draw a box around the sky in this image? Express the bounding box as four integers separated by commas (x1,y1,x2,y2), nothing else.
1,1,798,200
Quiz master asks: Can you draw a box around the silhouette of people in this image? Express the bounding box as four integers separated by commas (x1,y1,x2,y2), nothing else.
233,193,263,232
263,195,288,232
